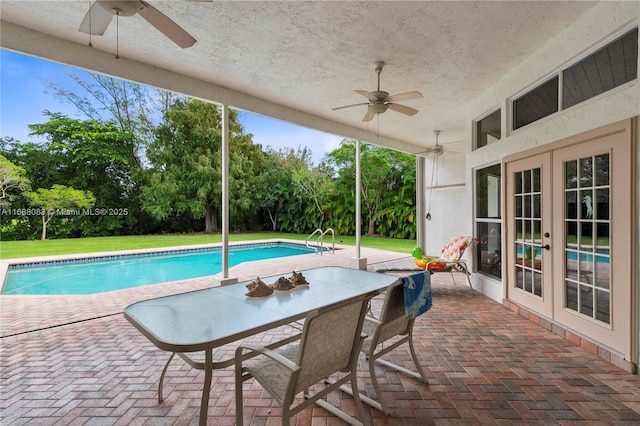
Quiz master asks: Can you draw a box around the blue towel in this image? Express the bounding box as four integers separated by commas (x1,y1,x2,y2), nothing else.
402,272,432,319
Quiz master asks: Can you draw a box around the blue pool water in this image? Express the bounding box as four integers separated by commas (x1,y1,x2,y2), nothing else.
2,243,320,295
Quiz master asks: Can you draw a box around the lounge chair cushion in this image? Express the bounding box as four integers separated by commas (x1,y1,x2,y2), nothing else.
440,236,476,262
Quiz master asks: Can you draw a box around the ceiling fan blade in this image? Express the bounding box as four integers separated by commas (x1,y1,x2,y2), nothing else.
331,102,369,111
354,90,379,101
138,1,197,48
362,108,376,122
387,91,423,102
388,103,419,116
79,2,114,35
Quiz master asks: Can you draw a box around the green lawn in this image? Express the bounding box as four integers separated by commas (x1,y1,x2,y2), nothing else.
0,232,417,259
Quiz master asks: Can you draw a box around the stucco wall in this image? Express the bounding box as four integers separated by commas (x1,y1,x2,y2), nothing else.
455,1,639,366
422,151,471,255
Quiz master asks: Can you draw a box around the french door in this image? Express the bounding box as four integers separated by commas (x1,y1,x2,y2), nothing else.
505,120,634,360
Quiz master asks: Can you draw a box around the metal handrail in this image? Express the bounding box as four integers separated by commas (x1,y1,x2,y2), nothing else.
305,228,335,255
305,229,323,253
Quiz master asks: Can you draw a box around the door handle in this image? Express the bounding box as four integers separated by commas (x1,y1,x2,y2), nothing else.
543,244,550,251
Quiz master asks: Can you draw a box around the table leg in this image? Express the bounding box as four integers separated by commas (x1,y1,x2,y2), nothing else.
158,352,176,402
199,349,213,426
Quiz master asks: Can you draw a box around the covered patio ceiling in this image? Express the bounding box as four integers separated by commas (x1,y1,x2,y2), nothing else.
0,1,597,154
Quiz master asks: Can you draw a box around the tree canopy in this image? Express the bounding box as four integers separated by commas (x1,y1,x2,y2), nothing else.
0,154,30,206
1,70,417,241
25,184,95,240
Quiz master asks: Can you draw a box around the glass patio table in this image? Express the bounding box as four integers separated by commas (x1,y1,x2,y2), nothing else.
123,266,399,426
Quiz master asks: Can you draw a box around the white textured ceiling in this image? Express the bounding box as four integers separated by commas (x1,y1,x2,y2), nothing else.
0,1,597,153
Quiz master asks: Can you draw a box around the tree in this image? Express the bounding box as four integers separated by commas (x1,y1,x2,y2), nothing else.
40,71,160,167
326,140,416,237
142,99,264,233
0,155,30,206
25,185,95,240
27,113,137,236
291,165,334,232
256,147,312,231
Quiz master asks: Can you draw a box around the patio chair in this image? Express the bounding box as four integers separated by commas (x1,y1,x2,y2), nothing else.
333,272,431,415
234,291,377,426
413,235,478,293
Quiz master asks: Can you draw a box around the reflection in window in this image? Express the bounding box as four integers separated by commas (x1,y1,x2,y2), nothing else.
563,28,638,109
563,153,611,324
513,76,559,130
512,27,637,130
475,164,501,279
514,166,543,297
474,109,501,149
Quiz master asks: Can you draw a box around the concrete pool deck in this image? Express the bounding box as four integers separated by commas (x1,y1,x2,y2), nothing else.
0,240,411,337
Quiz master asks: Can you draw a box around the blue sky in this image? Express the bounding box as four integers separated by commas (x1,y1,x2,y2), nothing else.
0,50,342,165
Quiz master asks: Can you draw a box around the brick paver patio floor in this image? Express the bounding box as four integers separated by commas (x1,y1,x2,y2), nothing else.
1,243,639,425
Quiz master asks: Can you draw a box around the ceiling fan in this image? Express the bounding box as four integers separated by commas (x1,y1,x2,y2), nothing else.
332,61,423,122
416,130,462,157
79,1,203,49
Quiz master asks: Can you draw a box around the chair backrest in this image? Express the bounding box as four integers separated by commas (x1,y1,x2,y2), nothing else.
293,291,375,393
375,279,413,342
440,235,477,262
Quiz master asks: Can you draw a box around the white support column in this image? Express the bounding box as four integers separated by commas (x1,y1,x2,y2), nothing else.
416,155,426,251
350,139,367,270
213,104,237,286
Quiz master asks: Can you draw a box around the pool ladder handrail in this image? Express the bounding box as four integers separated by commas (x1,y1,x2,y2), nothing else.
305,228,335,255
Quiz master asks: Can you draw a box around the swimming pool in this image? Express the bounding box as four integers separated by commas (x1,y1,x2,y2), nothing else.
2,242,322,295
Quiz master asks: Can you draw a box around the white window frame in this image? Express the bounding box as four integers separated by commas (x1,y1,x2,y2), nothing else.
473,161,503,280
508,24,638,136
473,106,502,151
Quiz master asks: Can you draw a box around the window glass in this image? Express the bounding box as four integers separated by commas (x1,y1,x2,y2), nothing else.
563,28,638,109
476,164,501,219
475,109,501,149
475,164,502,279
512,27,638,130
513,76,559,130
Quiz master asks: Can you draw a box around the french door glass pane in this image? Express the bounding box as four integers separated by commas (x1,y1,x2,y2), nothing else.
580,189,593,219
533,194,541,218
566,281,578,310
580,285,594,317
595,289,610,323
595,153,609,186
523,170,531,192
565,160,577,189
532,168,540,192
581,222,594,249
595,256,610,290
579,157,593,187
595,188,609,220
566,191,577,219
515,171,523,194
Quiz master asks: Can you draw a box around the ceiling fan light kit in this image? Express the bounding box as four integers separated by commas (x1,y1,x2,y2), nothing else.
332,61,423,122
98,1,142,16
